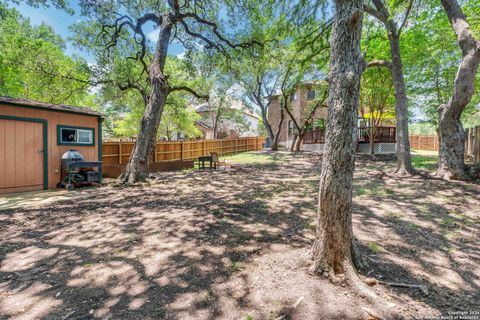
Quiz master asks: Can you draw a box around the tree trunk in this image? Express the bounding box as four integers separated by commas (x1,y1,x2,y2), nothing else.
311,0,365,278
260,107,275,143
271,105,285,151
294,134,303,151
119,19,173,184
388,32,413,174
369,125,375,155
289,134,298,151
370,135,375,155
437,0,480,180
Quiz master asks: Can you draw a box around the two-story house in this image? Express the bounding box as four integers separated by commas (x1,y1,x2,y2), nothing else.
267,81,328,147
267,81,397,154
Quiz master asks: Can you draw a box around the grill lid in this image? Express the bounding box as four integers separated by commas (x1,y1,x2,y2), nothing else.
61,150,84,161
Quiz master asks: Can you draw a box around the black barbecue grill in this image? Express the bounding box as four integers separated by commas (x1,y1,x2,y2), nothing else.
59,150,102,191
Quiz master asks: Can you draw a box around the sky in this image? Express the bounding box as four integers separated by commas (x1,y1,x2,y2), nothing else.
16,1,185,64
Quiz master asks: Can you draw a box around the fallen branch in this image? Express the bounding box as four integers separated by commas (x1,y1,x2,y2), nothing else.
365,278,429,295
381,281,429,295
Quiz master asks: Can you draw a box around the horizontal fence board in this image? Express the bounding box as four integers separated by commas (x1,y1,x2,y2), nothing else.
102,136,266,165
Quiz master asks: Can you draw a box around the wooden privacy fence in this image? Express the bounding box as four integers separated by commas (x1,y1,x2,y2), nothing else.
102,136,266,165
465,126,480,164
409,126,480,164
409,134,439,151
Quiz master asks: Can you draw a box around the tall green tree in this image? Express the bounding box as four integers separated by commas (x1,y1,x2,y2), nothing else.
364,0,415,175
401,1,480,130
70,0,255,184
0,4,91,106
436,0,480,179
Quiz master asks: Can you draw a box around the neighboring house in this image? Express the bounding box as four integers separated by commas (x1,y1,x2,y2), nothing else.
267,81,397,154
194,99,260,139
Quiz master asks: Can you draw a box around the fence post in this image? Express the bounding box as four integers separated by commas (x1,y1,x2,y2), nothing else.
235,139,238,154
181,141,184,161
220,139,223,156
154,143,158,162
202,140,206,156
119,140,123,164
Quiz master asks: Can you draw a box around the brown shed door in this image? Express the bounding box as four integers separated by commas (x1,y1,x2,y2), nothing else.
0,119,44,194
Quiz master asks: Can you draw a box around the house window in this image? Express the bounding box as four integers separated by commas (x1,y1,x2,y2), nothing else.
57,125,95,146
290,93,297,101
307,90,315,100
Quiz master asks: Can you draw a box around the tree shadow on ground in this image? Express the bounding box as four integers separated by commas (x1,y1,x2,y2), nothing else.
1,152,478,319
353,156,479,315
0,153,321,319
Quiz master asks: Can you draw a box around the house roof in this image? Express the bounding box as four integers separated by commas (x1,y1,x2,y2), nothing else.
0,96,103,117
194,100,260,119
195,103,211,113
195,120,213,130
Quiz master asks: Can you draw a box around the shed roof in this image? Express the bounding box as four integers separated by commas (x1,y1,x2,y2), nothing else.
0,96,103,117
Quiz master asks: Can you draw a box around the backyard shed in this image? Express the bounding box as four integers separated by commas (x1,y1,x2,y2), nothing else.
0,96,102,194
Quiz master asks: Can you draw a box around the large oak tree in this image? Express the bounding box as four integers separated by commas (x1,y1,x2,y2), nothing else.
437,0,480,179
74,0,253,183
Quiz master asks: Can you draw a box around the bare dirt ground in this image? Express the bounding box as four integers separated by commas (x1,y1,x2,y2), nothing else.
0,152,479,320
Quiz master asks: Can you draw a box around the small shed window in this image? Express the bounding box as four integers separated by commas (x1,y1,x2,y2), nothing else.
58,125,95,146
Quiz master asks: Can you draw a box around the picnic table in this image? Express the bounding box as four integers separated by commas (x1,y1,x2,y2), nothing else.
198,155,213,170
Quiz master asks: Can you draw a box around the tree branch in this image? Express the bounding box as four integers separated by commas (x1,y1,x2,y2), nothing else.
179,12,262,50
363,3,387,23
398,0,415,36
440,0,479,54
169,85,209,100
366,59,392,69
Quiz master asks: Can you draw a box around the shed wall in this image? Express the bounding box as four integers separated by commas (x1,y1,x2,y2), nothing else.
0,103,100,190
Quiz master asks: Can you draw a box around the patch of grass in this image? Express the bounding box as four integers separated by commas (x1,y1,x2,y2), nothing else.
411,151,438,170
222,152,282,164
386,211,403,220
244,315,254,320
356,187,367,196
408,223,419,230
419,206,434,220
368,242,383,253
441,216,455,228
444,231,460,241
230,261,242,273
384,188,395,195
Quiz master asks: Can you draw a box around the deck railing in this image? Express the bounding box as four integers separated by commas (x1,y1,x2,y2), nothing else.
303,129,326,144
358,127,396,143
303,127,397,144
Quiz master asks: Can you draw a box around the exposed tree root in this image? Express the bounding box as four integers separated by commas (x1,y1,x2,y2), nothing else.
435,167,471,181
395,165,415,176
